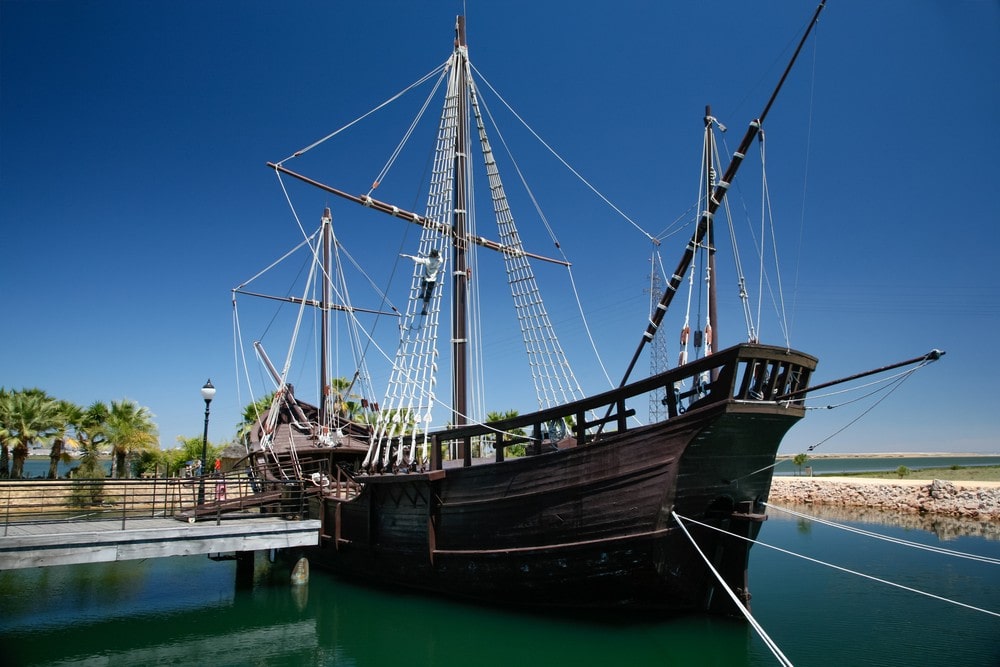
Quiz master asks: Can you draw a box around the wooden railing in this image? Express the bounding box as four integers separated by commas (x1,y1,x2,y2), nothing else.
426,343,816,470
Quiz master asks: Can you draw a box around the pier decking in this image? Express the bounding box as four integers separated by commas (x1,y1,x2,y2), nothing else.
0,476,321,571
0,514,320,570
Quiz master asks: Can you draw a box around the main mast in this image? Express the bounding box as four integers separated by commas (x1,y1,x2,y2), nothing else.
451,16,470,435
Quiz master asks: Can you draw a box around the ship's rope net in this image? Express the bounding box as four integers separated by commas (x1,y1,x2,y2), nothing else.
364,39,587,468
365,62,458,469
467,70,584,409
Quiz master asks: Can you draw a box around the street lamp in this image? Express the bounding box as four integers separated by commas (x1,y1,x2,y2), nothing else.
197,379,216,505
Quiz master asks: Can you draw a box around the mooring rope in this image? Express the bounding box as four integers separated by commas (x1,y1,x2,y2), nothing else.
671,512,795,667
675,513,1000,619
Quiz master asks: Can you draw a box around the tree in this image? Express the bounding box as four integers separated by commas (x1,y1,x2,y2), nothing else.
48,400,84,479
167,436,223,477
486,410,526,458
0,387,13,478
896,465,910,479
236,392,276,445
1,388,62,478
104,399,158,478
793,453,809,476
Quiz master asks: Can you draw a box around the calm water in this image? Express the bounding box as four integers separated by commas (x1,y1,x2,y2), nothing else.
18,455,1000,480
19,459,112,478
773,455,1000,476
1,509,997,666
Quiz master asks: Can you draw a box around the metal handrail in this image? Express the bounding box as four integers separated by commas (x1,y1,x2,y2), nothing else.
0,470,307,532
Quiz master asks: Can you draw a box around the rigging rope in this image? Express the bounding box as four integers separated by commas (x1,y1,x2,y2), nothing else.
468,75,583,409
671,512,795,667
278,63,448,164
800,362,926,453
471,63,656,244
732,360,937,482
675,513,1000,619
366,66,450,198
473,79,613,392
368,47,462,469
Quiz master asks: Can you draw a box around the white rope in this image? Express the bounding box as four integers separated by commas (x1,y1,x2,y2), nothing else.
564,264,615,390
470,77,590,402
671,512,795,667
277,62,448,164
801,363,924,453
476,84,614,390
367,65,450,198
758,131,793,348
676,513,1000,619
470,63,656,244
764,503,1000,566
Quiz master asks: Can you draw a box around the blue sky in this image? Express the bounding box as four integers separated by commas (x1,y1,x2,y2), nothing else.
2,0,997,455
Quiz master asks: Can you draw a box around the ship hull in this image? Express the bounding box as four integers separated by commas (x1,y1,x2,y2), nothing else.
252,344,816,613
309,399,798,612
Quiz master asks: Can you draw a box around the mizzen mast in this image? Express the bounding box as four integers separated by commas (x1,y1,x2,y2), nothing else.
319,207,333,429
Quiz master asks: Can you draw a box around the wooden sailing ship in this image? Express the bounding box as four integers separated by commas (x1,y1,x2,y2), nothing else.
228,1,898,613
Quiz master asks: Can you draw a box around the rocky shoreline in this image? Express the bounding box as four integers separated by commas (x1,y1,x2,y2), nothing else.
768,477,1000,520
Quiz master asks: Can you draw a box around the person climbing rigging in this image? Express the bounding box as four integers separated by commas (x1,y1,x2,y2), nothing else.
401,248,442,315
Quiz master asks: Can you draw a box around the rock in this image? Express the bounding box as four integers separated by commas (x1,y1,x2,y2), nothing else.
769,478,1000,520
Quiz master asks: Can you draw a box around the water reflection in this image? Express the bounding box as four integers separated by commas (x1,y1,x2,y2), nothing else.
3,556,758,667
4,510,998,667
768,501,1000,541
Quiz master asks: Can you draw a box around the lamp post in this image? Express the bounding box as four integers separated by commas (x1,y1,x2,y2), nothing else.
197,379,216,505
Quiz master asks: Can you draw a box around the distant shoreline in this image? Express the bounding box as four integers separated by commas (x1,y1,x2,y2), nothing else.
776,452,998,459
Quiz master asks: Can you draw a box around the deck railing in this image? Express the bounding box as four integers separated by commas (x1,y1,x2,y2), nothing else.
428,343,816,470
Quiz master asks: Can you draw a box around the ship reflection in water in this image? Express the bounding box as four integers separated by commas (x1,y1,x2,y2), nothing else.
2,510,998,667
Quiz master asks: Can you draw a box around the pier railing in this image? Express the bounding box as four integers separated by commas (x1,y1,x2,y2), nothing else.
0,471,311,533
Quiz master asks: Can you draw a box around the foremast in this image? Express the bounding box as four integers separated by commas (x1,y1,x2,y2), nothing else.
620,0,827,387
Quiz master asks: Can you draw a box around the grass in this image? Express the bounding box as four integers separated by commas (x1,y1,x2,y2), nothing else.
829,465,1000,482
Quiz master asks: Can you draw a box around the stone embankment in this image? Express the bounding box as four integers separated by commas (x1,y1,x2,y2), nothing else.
769,477,1000,520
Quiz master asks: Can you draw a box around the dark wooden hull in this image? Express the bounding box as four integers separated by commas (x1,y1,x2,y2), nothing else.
313,405,799,611
256,344,816,613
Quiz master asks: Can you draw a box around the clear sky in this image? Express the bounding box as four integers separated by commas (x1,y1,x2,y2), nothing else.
2,1,998,455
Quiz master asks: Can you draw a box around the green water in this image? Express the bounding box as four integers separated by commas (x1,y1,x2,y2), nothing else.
1,511,998,666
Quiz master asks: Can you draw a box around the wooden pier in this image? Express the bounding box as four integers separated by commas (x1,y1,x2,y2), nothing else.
0,476,321,572
0,515,320,570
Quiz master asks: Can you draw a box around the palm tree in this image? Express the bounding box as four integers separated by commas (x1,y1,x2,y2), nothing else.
328,376,366,421
104,399,158,478
66,401,111,479
3,388,62,479
486,409,525,458
236,392,276,445
48,400,84,479
0,387,13,478
792,453,809,476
